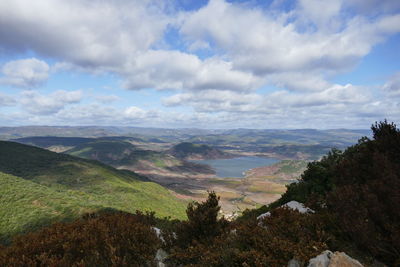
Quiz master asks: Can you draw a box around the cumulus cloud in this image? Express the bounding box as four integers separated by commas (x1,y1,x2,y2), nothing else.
124,106,148,119
0,58,49,88
163,90,260,112
180,0,400,76
121,50,260,92
19,90,82,115
0,0,168,68
0,0,398,128
382,72,400,96
0,92,16,106
164,83,370,114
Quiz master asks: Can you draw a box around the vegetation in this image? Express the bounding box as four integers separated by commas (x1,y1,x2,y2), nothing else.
66,140,137,164
12,136,95,148
277,160,308,174
0,141,187,243
242,120,400,266
0,171,100,243
0,211,160,266
164,192,329,266
168,142,229,159
1,121,397,265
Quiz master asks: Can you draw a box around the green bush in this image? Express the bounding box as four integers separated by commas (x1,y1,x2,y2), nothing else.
165,193,331,267
327,120,400,265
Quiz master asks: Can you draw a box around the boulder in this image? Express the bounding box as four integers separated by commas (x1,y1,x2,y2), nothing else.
256,211,271,220
307,250,363,267
155,249,168,267
257,201,313,222
283,201,315,213
329,252,363,267
308,250,333,267
152,227,165,242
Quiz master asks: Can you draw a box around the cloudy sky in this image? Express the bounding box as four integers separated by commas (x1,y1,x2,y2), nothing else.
0,0,399,129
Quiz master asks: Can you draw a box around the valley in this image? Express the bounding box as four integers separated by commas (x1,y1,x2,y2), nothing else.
2,126,368,217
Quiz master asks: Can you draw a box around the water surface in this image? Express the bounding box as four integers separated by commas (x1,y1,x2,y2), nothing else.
191,156,279,178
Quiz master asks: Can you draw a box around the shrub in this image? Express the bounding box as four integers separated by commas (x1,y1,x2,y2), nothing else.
0,211,160,266
166,193,331,266
327,120,400,265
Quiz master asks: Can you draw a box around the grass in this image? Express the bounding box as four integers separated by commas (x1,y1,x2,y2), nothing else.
247,182,286,194
0,171,102,243
0,141,188,243
208,178,242,186
277,160,308,174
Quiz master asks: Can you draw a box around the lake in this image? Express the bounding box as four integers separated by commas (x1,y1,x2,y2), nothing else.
190,156,280,178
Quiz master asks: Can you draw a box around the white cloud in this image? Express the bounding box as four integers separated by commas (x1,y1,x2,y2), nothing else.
382,72,400,96
124,106,148,119
0,92,16,106
0,58,49,88
162,83,371,120
121,50,261,92
19,90,82,115
0,0,168,68
0,0,398,128
163,90,260,112
180,0,400,76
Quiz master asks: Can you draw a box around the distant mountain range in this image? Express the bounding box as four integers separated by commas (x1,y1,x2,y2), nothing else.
0,126,370,160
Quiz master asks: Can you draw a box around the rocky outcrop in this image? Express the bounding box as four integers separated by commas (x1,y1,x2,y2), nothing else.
257,201,314,221
307,250,363,267
283,201,314,213
328,252,364,267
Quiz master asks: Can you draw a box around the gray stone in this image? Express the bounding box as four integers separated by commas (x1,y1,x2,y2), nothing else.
308,250,333,267
155,249,168,267
288,258,302,267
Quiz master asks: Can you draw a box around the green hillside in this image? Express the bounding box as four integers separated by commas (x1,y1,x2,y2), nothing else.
168,142,229,159
11,136,95,148
0,141,187,242
66,140,137,164
65,139,177,168
0,171,102,242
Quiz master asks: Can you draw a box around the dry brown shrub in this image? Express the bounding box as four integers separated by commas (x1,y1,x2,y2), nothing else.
0,211,160,266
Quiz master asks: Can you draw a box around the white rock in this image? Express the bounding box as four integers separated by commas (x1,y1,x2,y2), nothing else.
329,251,364,267
308,250,333,267
256,212,271,220
283,201,315,213
155,249,168,267
307,250,364,267
152,227,165,242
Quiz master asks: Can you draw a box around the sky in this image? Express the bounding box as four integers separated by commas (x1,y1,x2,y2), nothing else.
0,0,399,129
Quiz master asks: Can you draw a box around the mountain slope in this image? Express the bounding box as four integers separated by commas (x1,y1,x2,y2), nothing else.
64,140,214,180
0,171,102,242
168,142,231,160
66,139,138,165
0,141,187,241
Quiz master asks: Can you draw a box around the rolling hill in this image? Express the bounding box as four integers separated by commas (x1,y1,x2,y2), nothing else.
0,141,187,242
167,142,232,160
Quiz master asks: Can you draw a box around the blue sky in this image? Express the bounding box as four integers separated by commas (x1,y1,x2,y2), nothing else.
0,0,399,129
